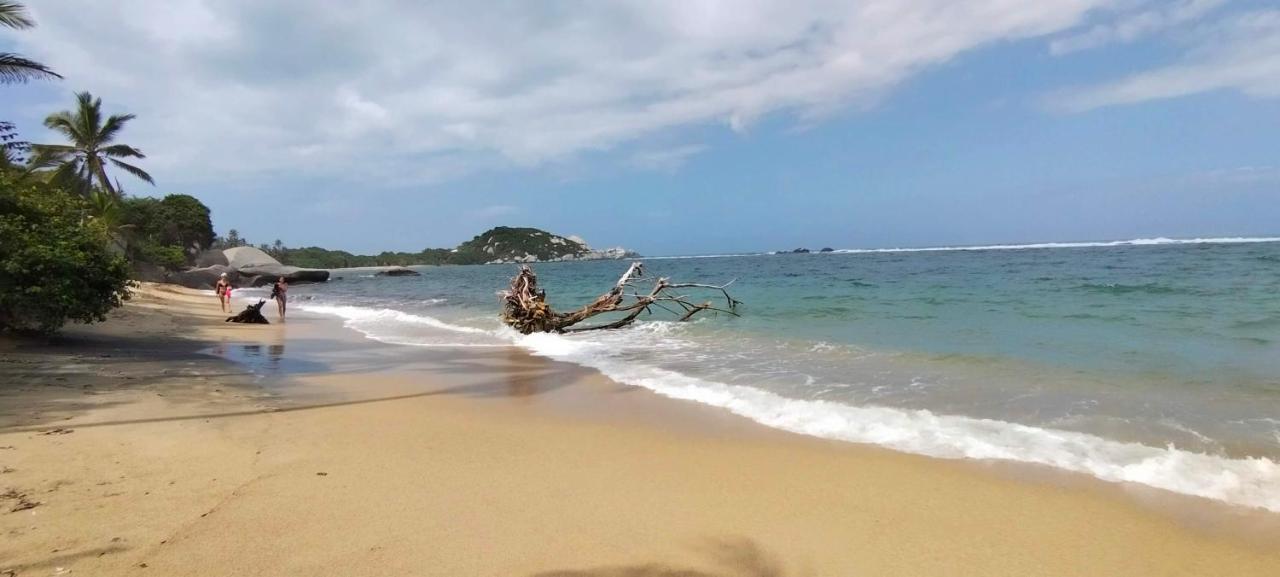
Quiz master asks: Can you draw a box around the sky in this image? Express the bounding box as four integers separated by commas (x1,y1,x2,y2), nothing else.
2,0,1278,255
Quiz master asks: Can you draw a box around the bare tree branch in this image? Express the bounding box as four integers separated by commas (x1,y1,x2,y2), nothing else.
500,262,740,334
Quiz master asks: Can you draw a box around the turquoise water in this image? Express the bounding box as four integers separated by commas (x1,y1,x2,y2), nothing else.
283,238,1280,511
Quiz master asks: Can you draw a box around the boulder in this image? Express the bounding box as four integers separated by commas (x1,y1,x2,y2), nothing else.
169,265,239,290
792,248,811,254
819,247,835,253
376,267,422,277
240,267,330,286
221,247,328,284
171,246,329,288
193,249,230,268
130,262,170,284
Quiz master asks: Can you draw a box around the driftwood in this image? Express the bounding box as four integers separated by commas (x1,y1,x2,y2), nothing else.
500,262,740,334
226,300,270,324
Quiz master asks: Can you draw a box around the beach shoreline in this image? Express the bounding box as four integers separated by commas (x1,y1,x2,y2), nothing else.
2,283,1278,576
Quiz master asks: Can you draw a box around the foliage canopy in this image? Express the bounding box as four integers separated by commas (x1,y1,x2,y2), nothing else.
0,174,132,334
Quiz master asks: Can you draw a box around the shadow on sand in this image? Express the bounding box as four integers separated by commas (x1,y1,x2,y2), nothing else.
532,538,798,577
1,326,616,433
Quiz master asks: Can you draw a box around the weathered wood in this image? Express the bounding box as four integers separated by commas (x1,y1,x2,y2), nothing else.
500,262,740,334
225,300,270,324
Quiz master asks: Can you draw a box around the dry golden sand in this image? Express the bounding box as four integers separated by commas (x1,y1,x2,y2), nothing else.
1,283,1277,576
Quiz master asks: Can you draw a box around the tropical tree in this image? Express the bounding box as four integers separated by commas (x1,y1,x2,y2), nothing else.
0,1,60,84
0,120,28,170
0,172,131,334
85,188,133,253
29,91,154,198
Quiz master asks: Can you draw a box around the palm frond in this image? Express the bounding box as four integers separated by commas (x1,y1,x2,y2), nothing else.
101,143,145,158
42,111,82,142
108,158,155,185
75,92,102,148
46,157,89,196
98,113,137,145
0,52,61,83
0,1,35,30
26,144,76,169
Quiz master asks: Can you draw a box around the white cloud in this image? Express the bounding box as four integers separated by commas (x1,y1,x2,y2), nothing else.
627,144,707,173
1049,0,1225,55
1047,10,1280,112
13,1,1118,188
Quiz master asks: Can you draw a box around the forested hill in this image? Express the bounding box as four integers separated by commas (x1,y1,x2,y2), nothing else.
275,227,636,268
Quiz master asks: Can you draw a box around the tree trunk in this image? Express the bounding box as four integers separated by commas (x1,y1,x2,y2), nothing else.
500,262,740,334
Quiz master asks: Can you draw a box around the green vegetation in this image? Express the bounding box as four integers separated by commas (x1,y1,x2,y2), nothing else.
0,173,131,334
118,193,215,265
274,246,458,268
455,226,586,262
1,121,28,169
0,13,209,333
0,1,60,84
0,2,134,334
263,227,591,268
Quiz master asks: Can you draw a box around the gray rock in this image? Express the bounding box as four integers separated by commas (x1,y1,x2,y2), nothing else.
192,249,230,268
239,265,330,285
169,265,239,289
376,267,422,277
167,246,329,288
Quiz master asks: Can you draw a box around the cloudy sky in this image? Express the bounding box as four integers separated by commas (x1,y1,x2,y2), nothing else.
3,0,1278,254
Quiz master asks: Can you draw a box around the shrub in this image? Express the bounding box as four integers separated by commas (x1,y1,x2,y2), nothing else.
0,175,132,334
135,243,187,271
120,193,215,264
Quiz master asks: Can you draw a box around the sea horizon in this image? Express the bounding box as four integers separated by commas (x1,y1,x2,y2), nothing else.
641,235,1280,260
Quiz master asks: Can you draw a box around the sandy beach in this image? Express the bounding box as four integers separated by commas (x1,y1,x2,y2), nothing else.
1,284,1277,576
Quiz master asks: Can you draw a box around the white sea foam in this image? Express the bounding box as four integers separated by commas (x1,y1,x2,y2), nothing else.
646,237,1280,259
301,302,1280,512
298,304,503,347
832,237,1280,254
514,330,1280,513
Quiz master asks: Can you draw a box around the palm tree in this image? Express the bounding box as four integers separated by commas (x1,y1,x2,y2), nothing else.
85,188,134,253
29,91,154,198
0,1,61,83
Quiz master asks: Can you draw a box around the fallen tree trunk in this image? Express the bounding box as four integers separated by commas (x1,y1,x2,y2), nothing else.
500,262,740,334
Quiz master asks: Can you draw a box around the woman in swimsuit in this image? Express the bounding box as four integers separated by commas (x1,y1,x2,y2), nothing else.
215,272,232,313
272,277,288,322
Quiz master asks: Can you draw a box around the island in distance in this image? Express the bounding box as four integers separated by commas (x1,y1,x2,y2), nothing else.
776,247,836,254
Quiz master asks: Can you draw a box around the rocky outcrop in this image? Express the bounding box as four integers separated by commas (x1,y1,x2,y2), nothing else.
469,229,640,264
376,267,422,277
168,247,329,288
168,265,239,290
193,250,230,268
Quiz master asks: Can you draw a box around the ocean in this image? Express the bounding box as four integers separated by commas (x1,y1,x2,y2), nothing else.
284,237,1280,512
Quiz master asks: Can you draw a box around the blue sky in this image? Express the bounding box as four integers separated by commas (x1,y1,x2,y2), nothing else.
3,0,1278,255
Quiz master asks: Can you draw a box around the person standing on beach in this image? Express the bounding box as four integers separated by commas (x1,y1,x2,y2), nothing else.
271,276,288,322
215,273,232,313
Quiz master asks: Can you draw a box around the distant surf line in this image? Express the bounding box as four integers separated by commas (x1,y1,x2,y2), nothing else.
646,236,1280,260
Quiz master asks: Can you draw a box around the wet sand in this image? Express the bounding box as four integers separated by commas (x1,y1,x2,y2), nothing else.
1,283,1277,576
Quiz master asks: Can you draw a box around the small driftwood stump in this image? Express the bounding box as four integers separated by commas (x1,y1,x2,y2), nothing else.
226,300,270,324
500,262,740,334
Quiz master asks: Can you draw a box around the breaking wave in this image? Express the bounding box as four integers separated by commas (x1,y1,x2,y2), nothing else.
298,302,1280,512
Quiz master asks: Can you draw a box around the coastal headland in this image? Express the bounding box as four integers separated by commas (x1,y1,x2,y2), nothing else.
1,284,1277,576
